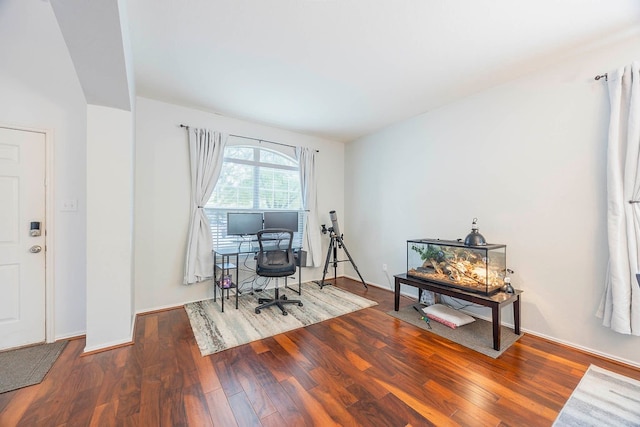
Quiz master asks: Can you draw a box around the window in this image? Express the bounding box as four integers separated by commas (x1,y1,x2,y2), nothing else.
206,144,304,251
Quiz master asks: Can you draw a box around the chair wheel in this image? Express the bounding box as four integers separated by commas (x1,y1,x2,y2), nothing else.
298,302,303,307
282,295,288,300
255,308,261,314
282,311,288,315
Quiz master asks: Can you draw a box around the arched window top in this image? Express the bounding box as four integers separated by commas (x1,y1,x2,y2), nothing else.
208,145,301,210
206,144,304,251
224,145,297,168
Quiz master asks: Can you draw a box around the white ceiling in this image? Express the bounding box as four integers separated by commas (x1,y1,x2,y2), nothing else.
122,1,640,142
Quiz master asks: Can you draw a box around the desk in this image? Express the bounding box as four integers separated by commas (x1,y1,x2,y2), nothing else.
212,246,305,312
394,273,522,351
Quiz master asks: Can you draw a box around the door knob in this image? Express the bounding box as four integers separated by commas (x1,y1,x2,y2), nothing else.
29,245,42,253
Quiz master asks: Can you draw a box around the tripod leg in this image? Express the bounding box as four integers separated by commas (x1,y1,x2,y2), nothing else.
336,236,368,289
332,237,338,283
318,236,334,289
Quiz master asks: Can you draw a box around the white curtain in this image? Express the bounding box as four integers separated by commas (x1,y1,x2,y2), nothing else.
296,147,322,267
598,61,640,335
184,128,227,284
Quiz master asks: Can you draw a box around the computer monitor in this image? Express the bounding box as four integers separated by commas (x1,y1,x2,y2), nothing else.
263,211,299,232
226,212,263,236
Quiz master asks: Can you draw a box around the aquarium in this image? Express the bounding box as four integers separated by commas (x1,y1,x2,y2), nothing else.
407,238,506,295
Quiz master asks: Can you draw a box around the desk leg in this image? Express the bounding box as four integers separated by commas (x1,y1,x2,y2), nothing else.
513,295,521,335
236,253,240,309
492,306,501,351
394,277,401,311
285,268,302,295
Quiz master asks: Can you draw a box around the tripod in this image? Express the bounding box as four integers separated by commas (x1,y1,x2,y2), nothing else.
317,227,368,290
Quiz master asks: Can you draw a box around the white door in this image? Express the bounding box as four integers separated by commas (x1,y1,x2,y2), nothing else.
0,127,46,350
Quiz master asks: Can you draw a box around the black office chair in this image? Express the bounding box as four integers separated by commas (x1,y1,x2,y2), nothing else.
255,229,303,315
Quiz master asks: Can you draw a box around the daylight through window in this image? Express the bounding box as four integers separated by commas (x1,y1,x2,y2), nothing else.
206,144,304,251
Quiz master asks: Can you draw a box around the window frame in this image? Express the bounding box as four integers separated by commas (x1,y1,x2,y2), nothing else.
206,141,304,253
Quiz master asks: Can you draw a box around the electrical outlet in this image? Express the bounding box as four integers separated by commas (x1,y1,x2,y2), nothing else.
382,263,387,271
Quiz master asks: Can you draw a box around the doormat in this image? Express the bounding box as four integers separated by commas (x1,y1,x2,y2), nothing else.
0,340,68,394
553,364,640,426
387,304,522,358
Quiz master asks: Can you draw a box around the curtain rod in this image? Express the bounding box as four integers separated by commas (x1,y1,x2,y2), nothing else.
595,73,608,81
179,124,319,152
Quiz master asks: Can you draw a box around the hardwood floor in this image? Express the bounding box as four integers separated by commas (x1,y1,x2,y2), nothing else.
2,278,639,426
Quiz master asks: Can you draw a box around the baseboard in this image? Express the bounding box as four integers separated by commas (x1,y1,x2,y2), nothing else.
135,300,204,316
521,330,640,370
83,337,134,355
136,305,185,316
54,330,86,342
342,274,394,291
81,316,136,356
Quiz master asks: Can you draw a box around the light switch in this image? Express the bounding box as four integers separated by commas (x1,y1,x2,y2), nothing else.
61,199,78,212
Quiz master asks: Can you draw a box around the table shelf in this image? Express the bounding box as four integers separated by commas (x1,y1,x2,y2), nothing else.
394,273,522,351
213,250,239,312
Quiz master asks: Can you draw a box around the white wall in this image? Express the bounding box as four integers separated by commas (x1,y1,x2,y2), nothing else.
85,105,135,351
134,97,345,313
0,0,87,339
345,33,640,366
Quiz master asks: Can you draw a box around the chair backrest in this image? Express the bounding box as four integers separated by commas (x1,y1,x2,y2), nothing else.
255,229,296,277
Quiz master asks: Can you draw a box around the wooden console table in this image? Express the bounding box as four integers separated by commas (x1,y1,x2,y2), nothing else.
394,273,522,351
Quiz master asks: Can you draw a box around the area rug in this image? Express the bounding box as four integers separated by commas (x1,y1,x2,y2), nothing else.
553,364,640,426
387,304,522,358
185,282,377,356
0,340,68,394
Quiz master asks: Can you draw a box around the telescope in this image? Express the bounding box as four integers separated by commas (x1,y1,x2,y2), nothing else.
322,210,342,237
329,210,341,237
317,210,367,290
